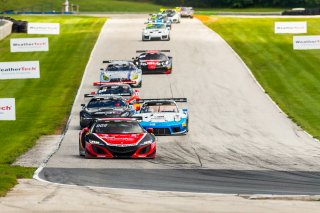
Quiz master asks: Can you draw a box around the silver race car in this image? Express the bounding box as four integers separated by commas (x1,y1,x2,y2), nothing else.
142,23,170,41
93,60,142,88
161,9,181,23
176,7,194,18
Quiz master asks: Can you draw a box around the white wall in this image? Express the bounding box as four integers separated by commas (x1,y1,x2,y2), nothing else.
0,20,12,40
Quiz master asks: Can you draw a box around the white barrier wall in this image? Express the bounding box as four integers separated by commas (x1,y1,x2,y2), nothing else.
0,20,12,40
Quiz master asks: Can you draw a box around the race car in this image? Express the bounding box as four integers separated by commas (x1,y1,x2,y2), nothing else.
176,7,194,18
84,84,140,104
133,50,172,74
79,118,156,159
142,23,170,41
160,9,181,23
79,96,134,128
146,13,172,29
93,60,142,88
133,98,188,135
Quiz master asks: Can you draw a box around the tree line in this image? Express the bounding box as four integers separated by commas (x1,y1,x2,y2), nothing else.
152,0,320,8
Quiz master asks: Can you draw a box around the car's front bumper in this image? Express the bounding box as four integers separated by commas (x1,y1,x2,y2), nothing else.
143,34,169,41
139,119,187,135
85,142,156,159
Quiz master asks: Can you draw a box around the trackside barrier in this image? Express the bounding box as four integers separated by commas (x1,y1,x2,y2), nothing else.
0,20,12,40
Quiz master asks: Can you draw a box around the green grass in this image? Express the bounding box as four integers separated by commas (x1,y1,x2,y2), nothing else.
196,8,285,15
0,0,163,12
202,17,320,139
0,15,105,196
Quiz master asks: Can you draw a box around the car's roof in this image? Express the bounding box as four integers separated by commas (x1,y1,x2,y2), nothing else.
89,95,125,101
98,118,136,121
99,84,132,89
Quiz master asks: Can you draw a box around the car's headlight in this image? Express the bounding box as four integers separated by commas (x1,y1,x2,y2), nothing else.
103,73,109,81
131,73,139,80
140,140,153,146
89,140,102,145
174,114,181,121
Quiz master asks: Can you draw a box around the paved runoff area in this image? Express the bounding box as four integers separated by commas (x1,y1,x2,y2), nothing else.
3,15,320,212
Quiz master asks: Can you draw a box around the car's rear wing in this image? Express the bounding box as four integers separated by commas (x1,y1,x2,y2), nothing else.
93,81,137,86
137,98,187,103
102,60,133,63
136,50,170,53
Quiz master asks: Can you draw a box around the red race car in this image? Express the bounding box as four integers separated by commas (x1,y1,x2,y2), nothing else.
84,83,140,104
79,118,156,159
133,50,172,74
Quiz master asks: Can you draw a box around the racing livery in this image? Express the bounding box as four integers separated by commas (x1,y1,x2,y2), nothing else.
160,9,181,23
79,96,133,128
84,84,140,104
142,23,170,41
94,60,142,88
133,50,172,74
134,98,188,135
79,118,156,158
146,13,172,29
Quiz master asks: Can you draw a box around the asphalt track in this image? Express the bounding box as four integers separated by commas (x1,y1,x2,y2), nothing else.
40,15,320,195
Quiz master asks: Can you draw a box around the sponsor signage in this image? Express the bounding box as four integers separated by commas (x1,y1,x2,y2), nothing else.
10,38,49,52
0,61,40,79
294,36,320,50
275,22,307,34
28,23,60,35
0,98,16,120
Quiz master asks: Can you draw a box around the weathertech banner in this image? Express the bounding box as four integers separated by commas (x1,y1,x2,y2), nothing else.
275,22,307,34
294,36,320,50
0,61,40,79
28,23,60,35
10,38,49,52
0,98,16,120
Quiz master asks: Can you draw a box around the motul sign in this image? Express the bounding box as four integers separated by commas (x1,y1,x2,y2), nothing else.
0,98,15,120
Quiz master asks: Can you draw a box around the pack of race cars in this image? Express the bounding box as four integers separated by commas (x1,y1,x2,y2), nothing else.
79,8,193,159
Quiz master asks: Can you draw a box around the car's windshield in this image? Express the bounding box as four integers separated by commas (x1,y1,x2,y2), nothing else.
93,121,144,134
141,102,178,113
87,99,126,108
164,10,176,17
146,24,165,29
107,63,135,71
139,53,167,60
98,85,132,96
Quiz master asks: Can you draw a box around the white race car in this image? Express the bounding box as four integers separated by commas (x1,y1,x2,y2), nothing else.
142,23,170,41
161,9,181,23
176,7,194,18
93,60,142,88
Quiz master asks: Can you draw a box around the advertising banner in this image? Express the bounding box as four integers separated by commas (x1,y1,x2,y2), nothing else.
0,98,16,120
10,37,49,52
28,23,60,35
275,22,307,34
294,36,320,50
0,61,40,79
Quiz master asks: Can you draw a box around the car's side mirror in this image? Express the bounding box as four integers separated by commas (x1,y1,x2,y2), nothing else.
147,128,153,134
168,56,172,59
83,127,89,132
81,104,85,107
134,89,140,93
134,103,141,111
100,68,104,71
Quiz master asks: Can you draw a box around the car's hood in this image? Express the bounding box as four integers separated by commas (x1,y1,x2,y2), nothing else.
138,112,178,122
86,107,126,115
95,133,145,145
103,71,132,78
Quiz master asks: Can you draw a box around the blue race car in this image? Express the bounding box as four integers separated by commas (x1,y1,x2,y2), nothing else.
134,98,188,135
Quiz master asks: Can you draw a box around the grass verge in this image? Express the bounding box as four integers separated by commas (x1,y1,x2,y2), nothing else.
0,15,105,196
199,16,320,139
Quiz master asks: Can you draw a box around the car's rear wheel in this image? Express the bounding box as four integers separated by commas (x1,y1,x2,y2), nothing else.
79,134,86,156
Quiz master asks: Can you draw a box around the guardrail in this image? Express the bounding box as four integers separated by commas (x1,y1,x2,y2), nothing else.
0,20,12,40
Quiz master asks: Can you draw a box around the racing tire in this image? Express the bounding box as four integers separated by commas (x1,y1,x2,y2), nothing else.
167,36,170,41
186,118,189,133
79,135,86,157
136,81,142,88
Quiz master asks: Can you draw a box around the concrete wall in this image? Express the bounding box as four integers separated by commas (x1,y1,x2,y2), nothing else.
0,20,12,40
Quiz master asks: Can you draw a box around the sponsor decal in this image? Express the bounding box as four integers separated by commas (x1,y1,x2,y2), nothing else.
0,61,40,79
293,36,320,50
28,23,60,35
10,38,49,52
275,22,307,34
0,98,16,120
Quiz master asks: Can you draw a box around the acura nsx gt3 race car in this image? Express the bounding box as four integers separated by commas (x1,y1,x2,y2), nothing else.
84,84,140,104
133,50,172,74
94,60,142,88
79,96,134,128
134,98,188,135
160,9,181,23
79,118,156,158
142,23,170,41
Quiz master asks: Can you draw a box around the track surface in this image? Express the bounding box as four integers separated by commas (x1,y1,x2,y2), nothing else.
41,16,320,194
